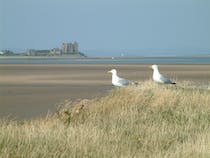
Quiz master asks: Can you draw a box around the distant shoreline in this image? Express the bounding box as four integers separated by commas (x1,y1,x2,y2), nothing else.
0,56,210,64
0,55,87,59
1,55,210,59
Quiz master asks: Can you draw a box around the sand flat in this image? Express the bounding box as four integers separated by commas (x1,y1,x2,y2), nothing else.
0,64,210,119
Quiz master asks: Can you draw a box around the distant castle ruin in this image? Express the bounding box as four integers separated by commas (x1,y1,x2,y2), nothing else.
27,41,84,56
60,42,79,54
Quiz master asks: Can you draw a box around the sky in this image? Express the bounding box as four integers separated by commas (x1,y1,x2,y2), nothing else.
0,0,210,56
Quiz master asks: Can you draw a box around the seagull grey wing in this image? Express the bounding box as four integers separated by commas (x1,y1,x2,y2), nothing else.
160,75,173,84
118,77,131,86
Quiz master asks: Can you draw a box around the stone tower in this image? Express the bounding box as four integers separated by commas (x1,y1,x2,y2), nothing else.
73,41,79,53
61,42,79,54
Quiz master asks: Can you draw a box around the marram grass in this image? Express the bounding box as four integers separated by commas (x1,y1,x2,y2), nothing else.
1,81,210,158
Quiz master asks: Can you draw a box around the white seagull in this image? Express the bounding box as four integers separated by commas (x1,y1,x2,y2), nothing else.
108,69,133,87
151,64,176,84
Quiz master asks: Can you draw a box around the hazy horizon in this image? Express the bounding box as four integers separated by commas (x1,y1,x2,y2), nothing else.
1,0,210,56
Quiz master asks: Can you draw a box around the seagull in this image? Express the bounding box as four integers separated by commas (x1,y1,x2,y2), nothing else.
150,64,176,84
108,69,134,87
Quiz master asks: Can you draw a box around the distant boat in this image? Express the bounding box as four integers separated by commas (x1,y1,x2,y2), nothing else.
111,57,115,59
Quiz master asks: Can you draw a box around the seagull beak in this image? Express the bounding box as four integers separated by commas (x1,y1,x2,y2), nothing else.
107,70,111,73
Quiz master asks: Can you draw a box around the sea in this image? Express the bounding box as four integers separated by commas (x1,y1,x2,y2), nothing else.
0,56,210,64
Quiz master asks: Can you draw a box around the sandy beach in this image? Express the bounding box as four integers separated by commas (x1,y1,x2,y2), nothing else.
0,64,210,119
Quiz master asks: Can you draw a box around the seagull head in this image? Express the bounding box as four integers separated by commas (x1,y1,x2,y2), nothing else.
108,69,117,75
151,64,158,70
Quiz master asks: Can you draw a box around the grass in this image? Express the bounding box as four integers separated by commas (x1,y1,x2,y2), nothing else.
0,81,210,158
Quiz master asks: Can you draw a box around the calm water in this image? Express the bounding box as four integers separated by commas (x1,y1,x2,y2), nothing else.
0,57,210,64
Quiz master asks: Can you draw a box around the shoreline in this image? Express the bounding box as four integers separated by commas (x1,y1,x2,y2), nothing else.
0,64,210,119
1,54,210,58
1,56,210,65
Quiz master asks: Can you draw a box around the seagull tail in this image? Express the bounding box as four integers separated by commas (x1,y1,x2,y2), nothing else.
171,82,176,85
131,81,139,86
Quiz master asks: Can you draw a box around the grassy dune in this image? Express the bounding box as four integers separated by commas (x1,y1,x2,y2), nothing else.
0,81,210,158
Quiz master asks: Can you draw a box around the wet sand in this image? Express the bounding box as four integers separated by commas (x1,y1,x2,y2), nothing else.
0,64,210,119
